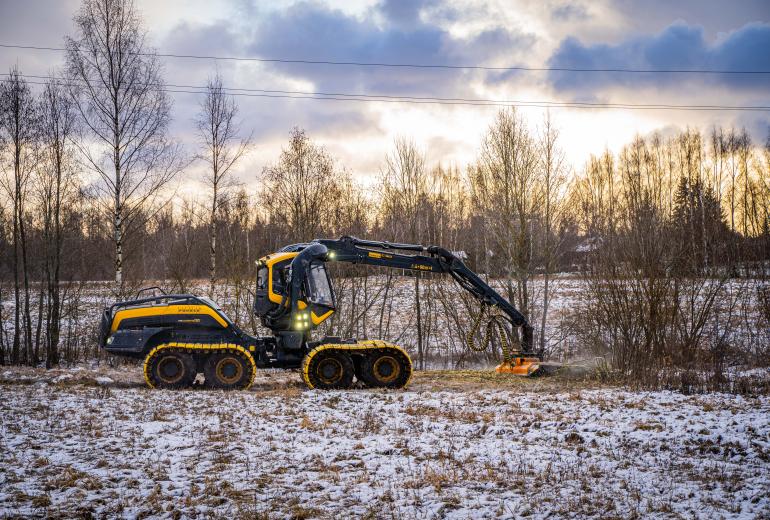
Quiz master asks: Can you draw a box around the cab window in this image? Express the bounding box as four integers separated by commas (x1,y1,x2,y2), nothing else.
257,266,268,291
273,265,291,295
306,263,334,307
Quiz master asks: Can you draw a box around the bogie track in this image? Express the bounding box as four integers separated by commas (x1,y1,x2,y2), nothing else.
302,341,412,390
144,343,256,390
144,348,196,389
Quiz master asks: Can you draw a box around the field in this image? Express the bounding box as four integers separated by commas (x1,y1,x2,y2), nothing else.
1,368,768,519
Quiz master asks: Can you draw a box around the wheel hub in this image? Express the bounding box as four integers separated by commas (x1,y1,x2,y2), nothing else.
317,358,343,384
373,356,400,383
215,357,243,385
157,356,184,384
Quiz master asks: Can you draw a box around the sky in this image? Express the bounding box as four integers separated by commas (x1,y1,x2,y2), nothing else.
0,0,768,194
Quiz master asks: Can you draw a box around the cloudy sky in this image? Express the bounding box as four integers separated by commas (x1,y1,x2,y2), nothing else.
0,0,768,193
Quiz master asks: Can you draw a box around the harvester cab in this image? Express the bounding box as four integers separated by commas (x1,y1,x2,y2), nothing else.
100,236,543,391
253,252,336,333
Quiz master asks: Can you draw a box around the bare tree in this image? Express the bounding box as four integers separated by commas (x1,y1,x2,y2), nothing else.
66,0,182,285
261,128,344,243
381,138,428,240
38,76,79,368
195,72,252,296
380,137,429,369
0,67,39,365
470,108,540,319
538,113,568,354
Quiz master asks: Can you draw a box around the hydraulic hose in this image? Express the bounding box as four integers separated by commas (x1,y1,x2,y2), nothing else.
466,304,518,364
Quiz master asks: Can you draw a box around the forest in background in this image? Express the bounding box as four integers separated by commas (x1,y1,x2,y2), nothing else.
1,0,769,392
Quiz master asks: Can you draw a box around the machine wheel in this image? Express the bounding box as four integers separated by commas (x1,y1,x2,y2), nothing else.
304,350,355,390
203,350,255,390
360,349,412,389
145,349,196,389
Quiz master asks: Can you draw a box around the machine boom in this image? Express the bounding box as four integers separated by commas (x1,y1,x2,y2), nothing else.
286,236,535,353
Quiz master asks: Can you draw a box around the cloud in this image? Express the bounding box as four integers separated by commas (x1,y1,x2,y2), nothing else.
547,22,770,93
240,1,535,97
551,3,589,22
378,0,439,27
609,0,770,39
0,0,79,74
163,20,242,57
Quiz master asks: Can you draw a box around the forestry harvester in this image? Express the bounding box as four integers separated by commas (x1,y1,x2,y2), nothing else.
99,236,542,390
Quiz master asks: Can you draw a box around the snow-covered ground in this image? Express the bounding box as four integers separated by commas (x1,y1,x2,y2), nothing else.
1,369,768,519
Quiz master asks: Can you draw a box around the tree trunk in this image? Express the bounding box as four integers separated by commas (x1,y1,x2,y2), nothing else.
378,269,393,337
115,205,123,284
12,180,20,365
114,89,123,285
0,286,6,365
209,182,218,297
47,163,63,368
415,273,424,370
20,211,34,366
540,271,550,354
34,280,45,363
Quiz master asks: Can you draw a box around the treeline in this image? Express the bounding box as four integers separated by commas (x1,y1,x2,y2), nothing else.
0,0,769,385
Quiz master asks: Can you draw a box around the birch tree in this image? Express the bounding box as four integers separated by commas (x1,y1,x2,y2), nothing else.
195,72,252,296
66,0,181,285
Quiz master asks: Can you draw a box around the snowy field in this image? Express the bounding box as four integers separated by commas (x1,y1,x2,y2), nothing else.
1,369,769,519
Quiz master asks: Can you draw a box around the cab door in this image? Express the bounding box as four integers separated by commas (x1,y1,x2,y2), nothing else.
304,262,336,325
253,258,292,316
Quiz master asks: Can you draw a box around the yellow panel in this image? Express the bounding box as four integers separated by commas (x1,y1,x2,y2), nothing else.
260,251,310,310
311,309,334,325
261,252,299,306
112,304,228,332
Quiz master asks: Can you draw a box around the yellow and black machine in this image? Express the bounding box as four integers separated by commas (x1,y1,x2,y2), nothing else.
99,236,541,390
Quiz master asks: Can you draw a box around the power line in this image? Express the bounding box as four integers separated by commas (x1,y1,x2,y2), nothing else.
6,73,769,112
2,43,770,75
11,76,768,112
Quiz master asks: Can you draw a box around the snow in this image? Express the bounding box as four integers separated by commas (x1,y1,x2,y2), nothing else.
1,370,768,518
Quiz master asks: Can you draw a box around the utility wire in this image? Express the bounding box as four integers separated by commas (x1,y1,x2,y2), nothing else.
2,43,770,75
7,73,769,112
13,75,770,112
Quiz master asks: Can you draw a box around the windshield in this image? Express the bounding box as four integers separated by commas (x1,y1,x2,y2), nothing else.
306,263,334,307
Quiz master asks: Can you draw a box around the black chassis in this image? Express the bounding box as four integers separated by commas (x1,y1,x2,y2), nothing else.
99,293,357,370
99,293,259,359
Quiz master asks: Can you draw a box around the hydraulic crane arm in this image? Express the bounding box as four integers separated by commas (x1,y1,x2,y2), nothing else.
284,236,535,353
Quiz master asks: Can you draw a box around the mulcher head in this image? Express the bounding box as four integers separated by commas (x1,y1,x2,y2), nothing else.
495,356,543,376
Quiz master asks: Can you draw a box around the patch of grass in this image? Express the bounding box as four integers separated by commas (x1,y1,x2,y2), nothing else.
46,465,103,492
411,369,613,392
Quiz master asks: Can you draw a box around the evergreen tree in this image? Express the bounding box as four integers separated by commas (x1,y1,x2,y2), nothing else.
672,176,731,273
